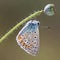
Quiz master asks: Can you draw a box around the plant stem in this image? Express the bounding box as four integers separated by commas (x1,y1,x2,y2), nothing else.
0,10,43,43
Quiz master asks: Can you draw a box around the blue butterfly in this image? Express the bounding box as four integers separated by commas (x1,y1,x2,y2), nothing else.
16,20,40,56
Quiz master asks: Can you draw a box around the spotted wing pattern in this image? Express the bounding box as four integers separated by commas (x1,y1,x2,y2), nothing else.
16,20,40,56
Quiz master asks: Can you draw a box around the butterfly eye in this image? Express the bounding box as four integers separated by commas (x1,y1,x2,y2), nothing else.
44,4,55,16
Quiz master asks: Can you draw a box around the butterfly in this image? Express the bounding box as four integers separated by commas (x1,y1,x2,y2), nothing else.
16,20,40,56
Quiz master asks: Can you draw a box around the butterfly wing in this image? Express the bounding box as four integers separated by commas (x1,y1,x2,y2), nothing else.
16,20,40,56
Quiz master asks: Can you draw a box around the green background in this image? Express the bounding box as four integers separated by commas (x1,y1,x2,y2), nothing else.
0,0,60,60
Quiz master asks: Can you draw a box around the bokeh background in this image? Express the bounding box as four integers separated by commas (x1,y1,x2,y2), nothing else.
0,0,60,60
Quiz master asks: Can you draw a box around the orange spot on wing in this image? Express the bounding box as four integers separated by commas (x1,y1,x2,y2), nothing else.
18,35,26,47
25,44,33,49
22,42,26,46
18,35,33,48
18,35,23,42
